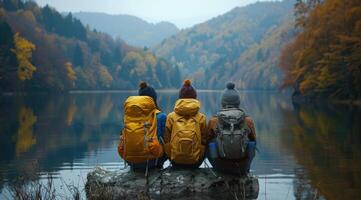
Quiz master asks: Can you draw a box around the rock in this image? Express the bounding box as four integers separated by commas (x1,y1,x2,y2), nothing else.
85,167,259,200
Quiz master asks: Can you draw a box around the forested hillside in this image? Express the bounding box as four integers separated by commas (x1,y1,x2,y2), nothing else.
280,0,361,101
155,0,295,89
72,12,179,48
0,0,180,92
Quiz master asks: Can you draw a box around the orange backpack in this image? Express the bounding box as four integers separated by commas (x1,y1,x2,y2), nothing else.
168,99,204,164
118,96,163,163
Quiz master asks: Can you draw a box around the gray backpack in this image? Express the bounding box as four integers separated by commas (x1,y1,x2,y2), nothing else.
216,108,250,159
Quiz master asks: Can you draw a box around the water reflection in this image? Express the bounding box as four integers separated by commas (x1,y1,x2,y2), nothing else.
280,103,361,200
0,94,124,183
16,107,37,156
0,91,360,199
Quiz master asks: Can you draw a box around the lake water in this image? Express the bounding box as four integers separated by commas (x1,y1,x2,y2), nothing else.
0,91,360,199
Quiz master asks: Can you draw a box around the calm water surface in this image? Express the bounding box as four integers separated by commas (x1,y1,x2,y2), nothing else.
0,91,360,199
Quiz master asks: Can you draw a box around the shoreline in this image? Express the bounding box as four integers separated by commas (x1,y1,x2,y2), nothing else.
292,93,361,107
331,99,361,106
2,89,359,106
1,89,280,95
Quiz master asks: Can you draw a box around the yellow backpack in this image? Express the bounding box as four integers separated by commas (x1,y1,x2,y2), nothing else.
121,96,162,163
170,113,204,165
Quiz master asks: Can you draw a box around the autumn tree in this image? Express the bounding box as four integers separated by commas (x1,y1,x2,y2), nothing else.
98,65,113,88
11,32,36,81
280,0,361,100
64,62,76,88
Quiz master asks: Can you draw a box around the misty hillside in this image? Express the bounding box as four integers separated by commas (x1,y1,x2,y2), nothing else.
72,12,179,48
0,0,180,92
155,0,295,89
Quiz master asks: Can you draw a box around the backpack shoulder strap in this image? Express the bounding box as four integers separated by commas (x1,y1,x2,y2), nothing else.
193,113,202,134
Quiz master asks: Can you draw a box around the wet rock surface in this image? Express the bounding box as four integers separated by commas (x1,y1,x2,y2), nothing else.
86,167,259,200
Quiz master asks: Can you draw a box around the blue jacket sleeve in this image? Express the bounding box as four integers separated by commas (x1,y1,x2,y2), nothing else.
156,112,167,141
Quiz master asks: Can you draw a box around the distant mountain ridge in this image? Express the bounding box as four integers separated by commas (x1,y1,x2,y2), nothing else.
155,0,295,89
72,12,179,47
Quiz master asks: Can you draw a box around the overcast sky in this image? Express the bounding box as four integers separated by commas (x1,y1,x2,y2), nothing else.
35,0,272,28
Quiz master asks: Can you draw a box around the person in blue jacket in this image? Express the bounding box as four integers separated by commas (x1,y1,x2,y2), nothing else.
129,81,167,170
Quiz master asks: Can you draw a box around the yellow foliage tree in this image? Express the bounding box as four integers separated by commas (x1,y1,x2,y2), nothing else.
98,66,113,88
65,62,77,82
144,53,157,67
11,32,36,81
122,51,147,75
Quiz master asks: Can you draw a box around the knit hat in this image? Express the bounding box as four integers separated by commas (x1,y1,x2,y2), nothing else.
179,79,197,99
138,81,158,105
221,82,240,108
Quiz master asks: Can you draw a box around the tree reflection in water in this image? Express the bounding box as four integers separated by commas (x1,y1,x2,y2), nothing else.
281,103,361,200
0,93,124,187
15,107,37,156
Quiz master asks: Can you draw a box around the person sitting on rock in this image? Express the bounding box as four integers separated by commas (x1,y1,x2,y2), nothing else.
207,82,256,175
118,82,167,170
164,80,207,168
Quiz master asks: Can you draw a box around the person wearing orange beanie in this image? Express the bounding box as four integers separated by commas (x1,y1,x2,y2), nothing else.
179,79,197,99
163,79,207,169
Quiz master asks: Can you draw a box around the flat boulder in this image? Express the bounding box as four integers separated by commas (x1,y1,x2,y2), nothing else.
85,167,259,200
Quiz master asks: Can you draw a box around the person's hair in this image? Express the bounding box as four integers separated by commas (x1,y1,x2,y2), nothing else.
139,81,147,89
